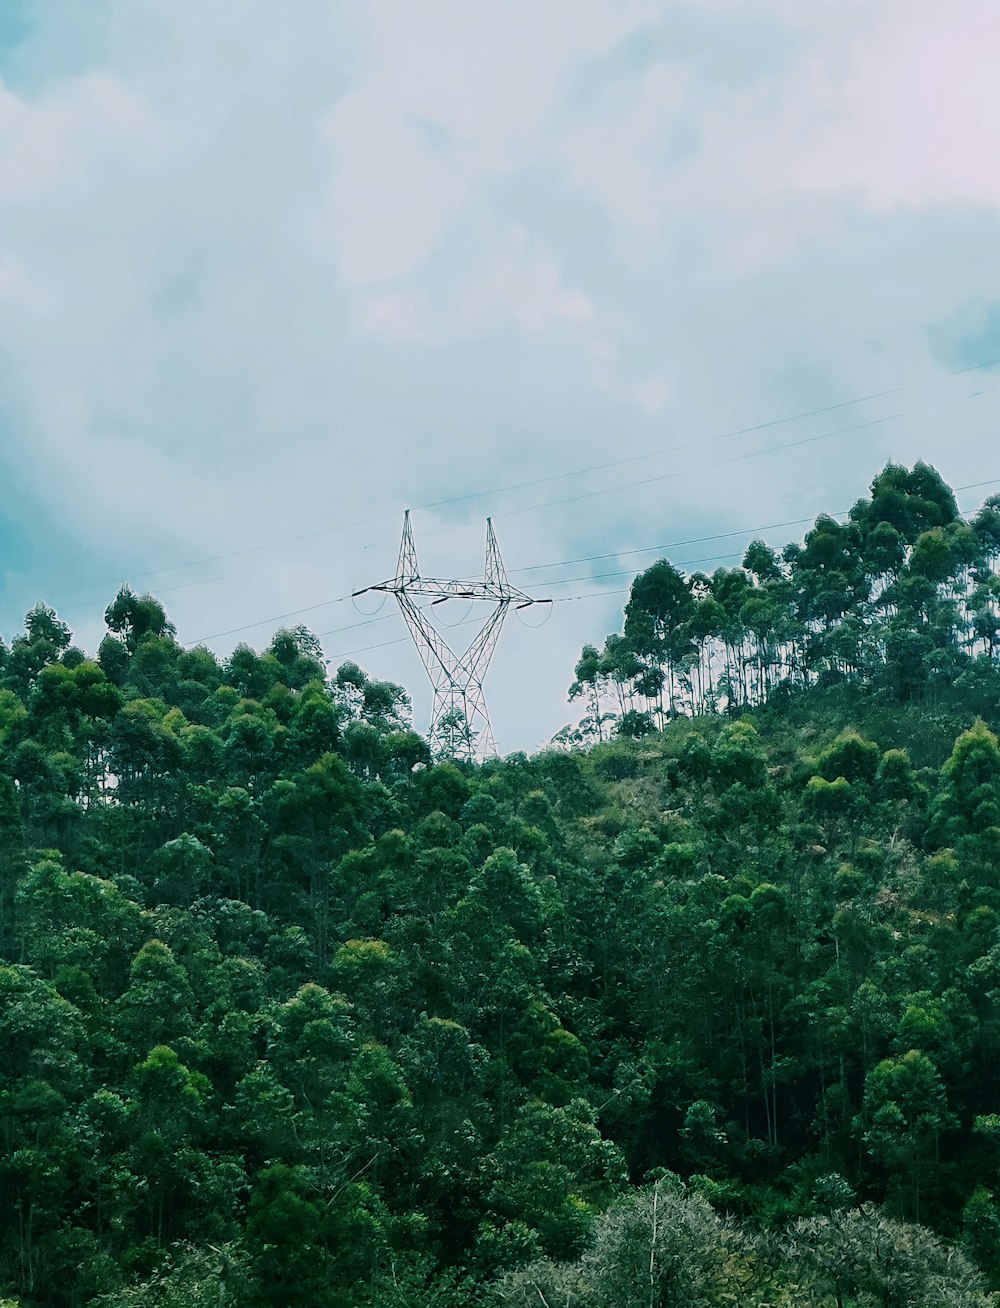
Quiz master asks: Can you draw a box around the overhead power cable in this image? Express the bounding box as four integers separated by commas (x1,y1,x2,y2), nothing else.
492,385,1000,522
296,482,1000,668
6,353,999,617
44,448,1000,634
183,473,1000,647
411,364,993,514
513,475,1000,581
322,479,1000,660
510,514,830,576
190,594,356,645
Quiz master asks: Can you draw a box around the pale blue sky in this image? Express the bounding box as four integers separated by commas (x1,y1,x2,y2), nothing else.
1,1,999,748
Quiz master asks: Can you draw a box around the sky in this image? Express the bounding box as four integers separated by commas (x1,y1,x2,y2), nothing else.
1,0,1000,751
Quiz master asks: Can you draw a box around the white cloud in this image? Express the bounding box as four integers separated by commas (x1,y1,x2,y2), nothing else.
787,1,1000,211
630,378,669,415
358,292,433,343
456,230,594,334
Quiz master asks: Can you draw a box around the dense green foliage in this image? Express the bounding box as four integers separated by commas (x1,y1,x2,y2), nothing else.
2,463,1000,1305
567,461,1000,740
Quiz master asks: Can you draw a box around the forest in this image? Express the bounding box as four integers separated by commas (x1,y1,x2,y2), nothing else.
1,461,1000,1305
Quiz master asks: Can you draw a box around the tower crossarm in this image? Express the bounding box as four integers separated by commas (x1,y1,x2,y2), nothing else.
366,576,533,604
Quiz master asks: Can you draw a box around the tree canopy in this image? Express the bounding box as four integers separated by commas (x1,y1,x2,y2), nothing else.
2,463,1000,1305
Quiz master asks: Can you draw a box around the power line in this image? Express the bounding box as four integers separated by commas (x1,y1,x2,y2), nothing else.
190,594,355,645
316,610,400,641
494,385,1000,522
317,478,1000,662
184,527,804,645
57,572,231,614
192,592,464,650
5,354,998,616
183,473,1000,648
12,438,1000,657
533,551,755,593
335,352,1000,524
320,564,733,663
21,515,398,607
511,475,999,582
510,514,828,576
178,435,1000,632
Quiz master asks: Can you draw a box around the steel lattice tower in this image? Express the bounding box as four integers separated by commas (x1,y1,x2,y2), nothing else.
355,512,549,759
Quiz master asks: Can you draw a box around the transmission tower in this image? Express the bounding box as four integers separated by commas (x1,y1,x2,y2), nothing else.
355,513,550,759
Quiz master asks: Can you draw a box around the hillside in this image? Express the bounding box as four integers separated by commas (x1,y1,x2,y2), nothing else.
2,464,1000,1305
